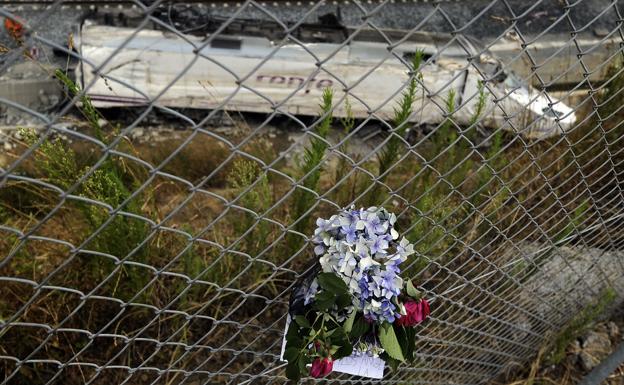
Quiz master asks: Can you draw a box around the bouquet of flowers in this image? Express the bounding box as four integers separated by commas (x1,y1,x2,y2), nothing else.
284,207,430,381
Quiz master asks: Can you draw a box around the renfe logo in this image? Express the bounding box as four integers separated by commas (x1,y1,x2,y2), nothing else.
256,75,334,89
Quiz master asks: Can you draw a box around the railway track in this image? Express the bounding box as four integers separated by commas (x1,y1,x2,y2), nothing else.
3,0,618,40
1,0,621,89
3,0,460,7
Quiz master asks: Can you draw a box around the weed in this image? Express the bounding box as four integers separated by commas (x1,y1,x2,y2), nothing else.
182,240,203,282
430,88,457,159
173,226,207,306
554,199,589,242
288,87,334,250
427,88,469,193
334,98,355,196
395,78,494,276
332,98,369,206
54,69,103,140
453,81,488,188
368,51,424,206
80,166,150,298
598,57,624,121
468,81,488,130
406,190,460,275
19,128,78,190
473,128,507,206
227,159,272,253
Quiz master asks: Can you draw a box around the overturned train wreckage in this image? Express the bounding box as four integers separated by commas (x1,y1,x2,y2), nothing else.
77,22,576,140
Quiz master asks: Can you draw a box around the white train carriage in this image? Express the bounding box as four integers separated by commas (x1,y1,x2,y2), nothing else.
77,23,576,139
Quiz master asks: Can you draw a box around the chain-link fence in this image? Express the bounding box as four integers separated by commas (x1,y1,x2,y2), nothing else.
1,0,624,384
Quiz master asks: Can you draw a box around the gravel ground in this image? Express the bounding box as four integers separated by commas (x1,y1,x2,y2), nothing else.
487,241,624,385
492,315,624,385
202,0,621,41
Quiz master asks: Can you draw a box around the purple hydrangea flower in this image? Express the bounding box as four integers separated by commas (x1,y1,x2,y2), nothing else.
368,233,390,255
362,211,388,236
340,223,358,244
312,206,416,323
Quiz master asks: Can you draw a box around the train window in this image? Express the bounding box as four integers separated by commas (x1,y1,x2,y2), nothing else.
493,65,508,83
210,38,242,50
542,106,564,118
504,73,523,88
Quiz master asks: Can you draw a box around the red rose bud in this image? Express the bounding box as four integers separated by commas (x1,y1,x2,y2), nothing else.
396,299,430,327
310,356,333,378
310,358,323,378
421,298,430,319
321,357,333,376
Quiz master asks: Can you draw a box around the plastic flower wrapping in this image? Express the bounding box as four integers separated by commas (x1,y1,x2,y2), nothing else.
283,207,431,381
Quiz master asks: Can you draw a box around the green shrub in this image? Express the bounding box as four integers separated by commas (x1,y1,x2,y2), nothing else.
20,123,150,301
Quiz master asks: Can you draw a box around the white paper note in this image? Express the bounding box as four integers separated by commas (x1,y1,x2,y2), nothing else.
280,317,385,379
279,314,290,361
333,355,385,379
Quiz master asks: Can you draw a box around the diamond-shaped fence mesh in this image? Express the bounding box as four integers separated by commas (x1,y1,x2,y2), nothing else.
1,0,623,384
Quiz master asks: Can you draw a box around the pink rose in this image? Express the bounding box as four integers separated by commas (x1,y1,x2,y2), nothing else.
310,356,333,378
396,298,430,327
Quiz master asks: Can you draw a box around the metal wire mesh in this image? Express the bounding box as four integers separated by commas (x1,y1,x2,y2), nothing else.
1,0,623,384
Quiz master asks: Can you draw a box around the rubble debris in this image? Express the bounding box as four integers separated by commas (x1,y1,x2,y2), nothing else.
0,62,62,126
579,328,613,371
3,16,24,41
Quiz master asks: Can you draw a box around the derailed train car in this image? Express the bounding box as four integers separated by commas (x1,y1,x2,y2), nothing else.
77,23,576,140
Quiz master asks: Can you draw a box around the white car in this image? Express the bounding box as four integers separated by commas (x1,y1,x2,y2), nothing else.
77,23,576,139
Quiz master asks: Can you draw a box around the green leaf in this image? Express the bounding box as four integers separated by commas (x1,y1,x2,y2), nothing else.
286,322,303,348
405,326,416,361
336,293,352,308
343,309,357,333
297,354,309,373
406,280,421,299
286,321,299,338
332,325,346,339
396,326,407,355
285,360,301,381
312,290,335,311
317,272,349,295
294,315,310,329
327,325,346,346
335,342,353,359
284,347,300,363
349,316,370,339
395,325,415,362
384,355,400,372
379,322,405,362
